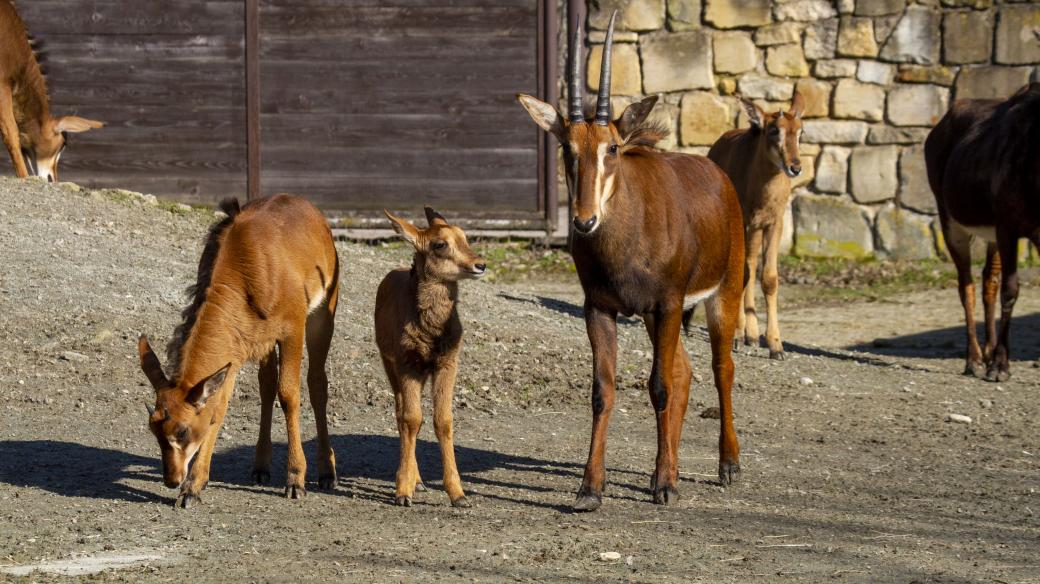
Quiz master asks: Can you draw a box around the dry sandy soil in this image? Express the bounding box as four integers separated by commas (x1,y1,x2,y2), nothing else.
0,177,1037,583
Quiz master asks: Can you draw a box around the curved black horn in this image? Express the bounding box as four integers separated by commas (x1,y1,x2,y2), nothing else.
595,10,617,126
568,10,584,122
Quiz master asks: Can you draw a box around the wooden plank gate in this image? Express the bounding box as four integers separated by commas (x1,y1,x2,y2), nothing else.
17,0,558,230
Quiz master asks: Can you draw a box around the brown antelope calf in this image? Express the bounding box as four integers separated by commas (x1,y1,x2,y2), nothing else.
708,94,805,360
375,208,486,508
138,195,340,508
518,12,745,511
926,83,1040,381
0,0,102,180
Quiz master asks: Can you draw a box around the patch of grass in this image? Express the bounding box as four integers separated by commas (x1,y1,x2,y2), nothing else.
779,256,957,305
476,240,576,284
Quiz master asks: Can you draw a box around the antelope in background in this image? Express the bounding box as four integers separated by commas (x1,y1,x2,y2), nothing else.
139,195,340,508
708,94,805,360
925,83,1040,382
375,208,486,508
517,12,745,511
0,0,102,181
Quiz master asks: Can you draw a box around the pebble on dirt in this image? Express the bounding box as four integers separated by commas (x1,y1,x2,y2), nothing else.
799,376,814,386
599,552,622,562
61,351,88,362
945,413,972,424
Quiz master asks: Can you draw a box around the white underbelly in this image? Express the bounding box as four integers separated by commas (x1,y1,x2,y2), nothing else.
683,285,719,310
951,218,997,242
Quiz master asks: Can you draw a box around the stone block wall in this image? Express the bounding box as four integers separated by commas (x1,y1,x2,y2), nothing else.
572,0,1040,259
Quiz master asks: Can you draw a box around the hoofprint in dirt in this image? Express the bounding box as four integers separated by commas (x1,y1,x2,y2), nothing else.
0,177,1036,583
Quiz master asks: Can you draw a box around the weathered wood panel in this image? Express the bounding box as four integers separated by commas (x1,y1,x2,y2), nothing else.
258,0,542,215
15,1,246,204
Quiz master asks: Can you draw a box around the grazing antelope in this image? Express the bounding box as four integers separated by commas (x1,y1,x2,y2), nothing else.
708,94,805,360
517,12,745,511
138,195,340,508
375,207,486,508
0,0,102,181
925,83,1040,381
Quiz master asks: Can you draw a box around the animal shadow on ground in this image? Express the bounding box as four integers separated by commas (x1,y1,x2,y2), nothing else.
0,435,617,510
0,440,164,503
845,312,1040,361
497,293,643,326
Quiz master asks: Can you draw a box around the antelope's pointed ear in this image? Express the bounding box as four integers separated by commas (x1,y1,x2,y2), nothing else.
516,94,565,140
790,91,806,119
384,209,421,247
186,363,231,409
138,335,169,390
616,95,658,139
424,206,449,227
739,96,765,128
54,116,104,134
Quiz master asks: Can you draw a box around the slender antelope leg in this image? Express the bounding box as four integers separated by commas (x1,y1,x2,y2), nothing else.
179,370,239,509
667,339,692,487
762,219,785,360
981,242,1001,363
706,292,741,485
942,220,984,376
382,356,424,492
575,303,617,512
742,228,764,346
432,360,469,507
277,334,307,499
393,371,424,506
987,231,1019,382
647,306,683,505
252,348,279,485
0,86,29,178
305,302,337,490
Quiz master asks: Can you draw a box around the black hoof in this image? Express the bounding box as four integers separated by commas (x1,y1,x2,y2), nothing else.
984,367,1010,382
285,484,306,500
414,482,427,493
652,485,680,505
573,493,602,512
769,350,786,361
176,493,200,510
718,460,741,486
317,474,336,490
252,469,270,485
395,496,412,507
451,496,471,508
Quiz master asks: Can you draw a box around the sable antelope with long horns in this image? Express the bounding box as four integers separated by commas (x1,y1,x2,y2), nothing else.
709,94,806,360
517,12,745,510
925,83,1040,381
138,195,340,508
0,0,103,181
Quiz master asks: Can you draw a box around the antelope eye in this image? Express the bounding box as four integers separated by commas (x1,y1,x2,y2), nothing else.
430,241,448,251
175,425,190,443
768,127,780,136
608,144,618,155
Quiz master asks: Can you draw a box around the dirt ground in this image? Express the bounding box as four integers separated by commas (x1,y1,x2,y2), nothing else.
0,177,1038,583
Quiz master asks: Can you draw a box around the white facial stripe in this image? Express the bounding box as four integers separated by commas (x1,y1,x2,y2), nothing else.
35,156,56,180
594,143,607,215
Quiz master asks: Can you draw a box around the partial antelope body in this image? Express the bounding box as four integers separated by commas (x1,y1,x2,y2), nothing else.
925,82,1040,381
0,0,102,181
375,207,486,508
708,94,805,360
139,194,340,508
517,12,745,511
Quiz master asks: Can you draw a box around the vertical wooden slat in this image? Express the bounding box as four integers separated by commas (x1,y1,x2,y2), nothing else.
543,0,559,232
245,0,260,200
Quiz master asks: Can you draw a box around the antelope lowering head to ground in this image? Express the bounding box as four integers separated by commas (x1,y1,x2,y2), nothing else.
0,0,103,181
138,194,340,508
925,82,1040,381
375,207,486,508
517,12,745,511
708,93,805,360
